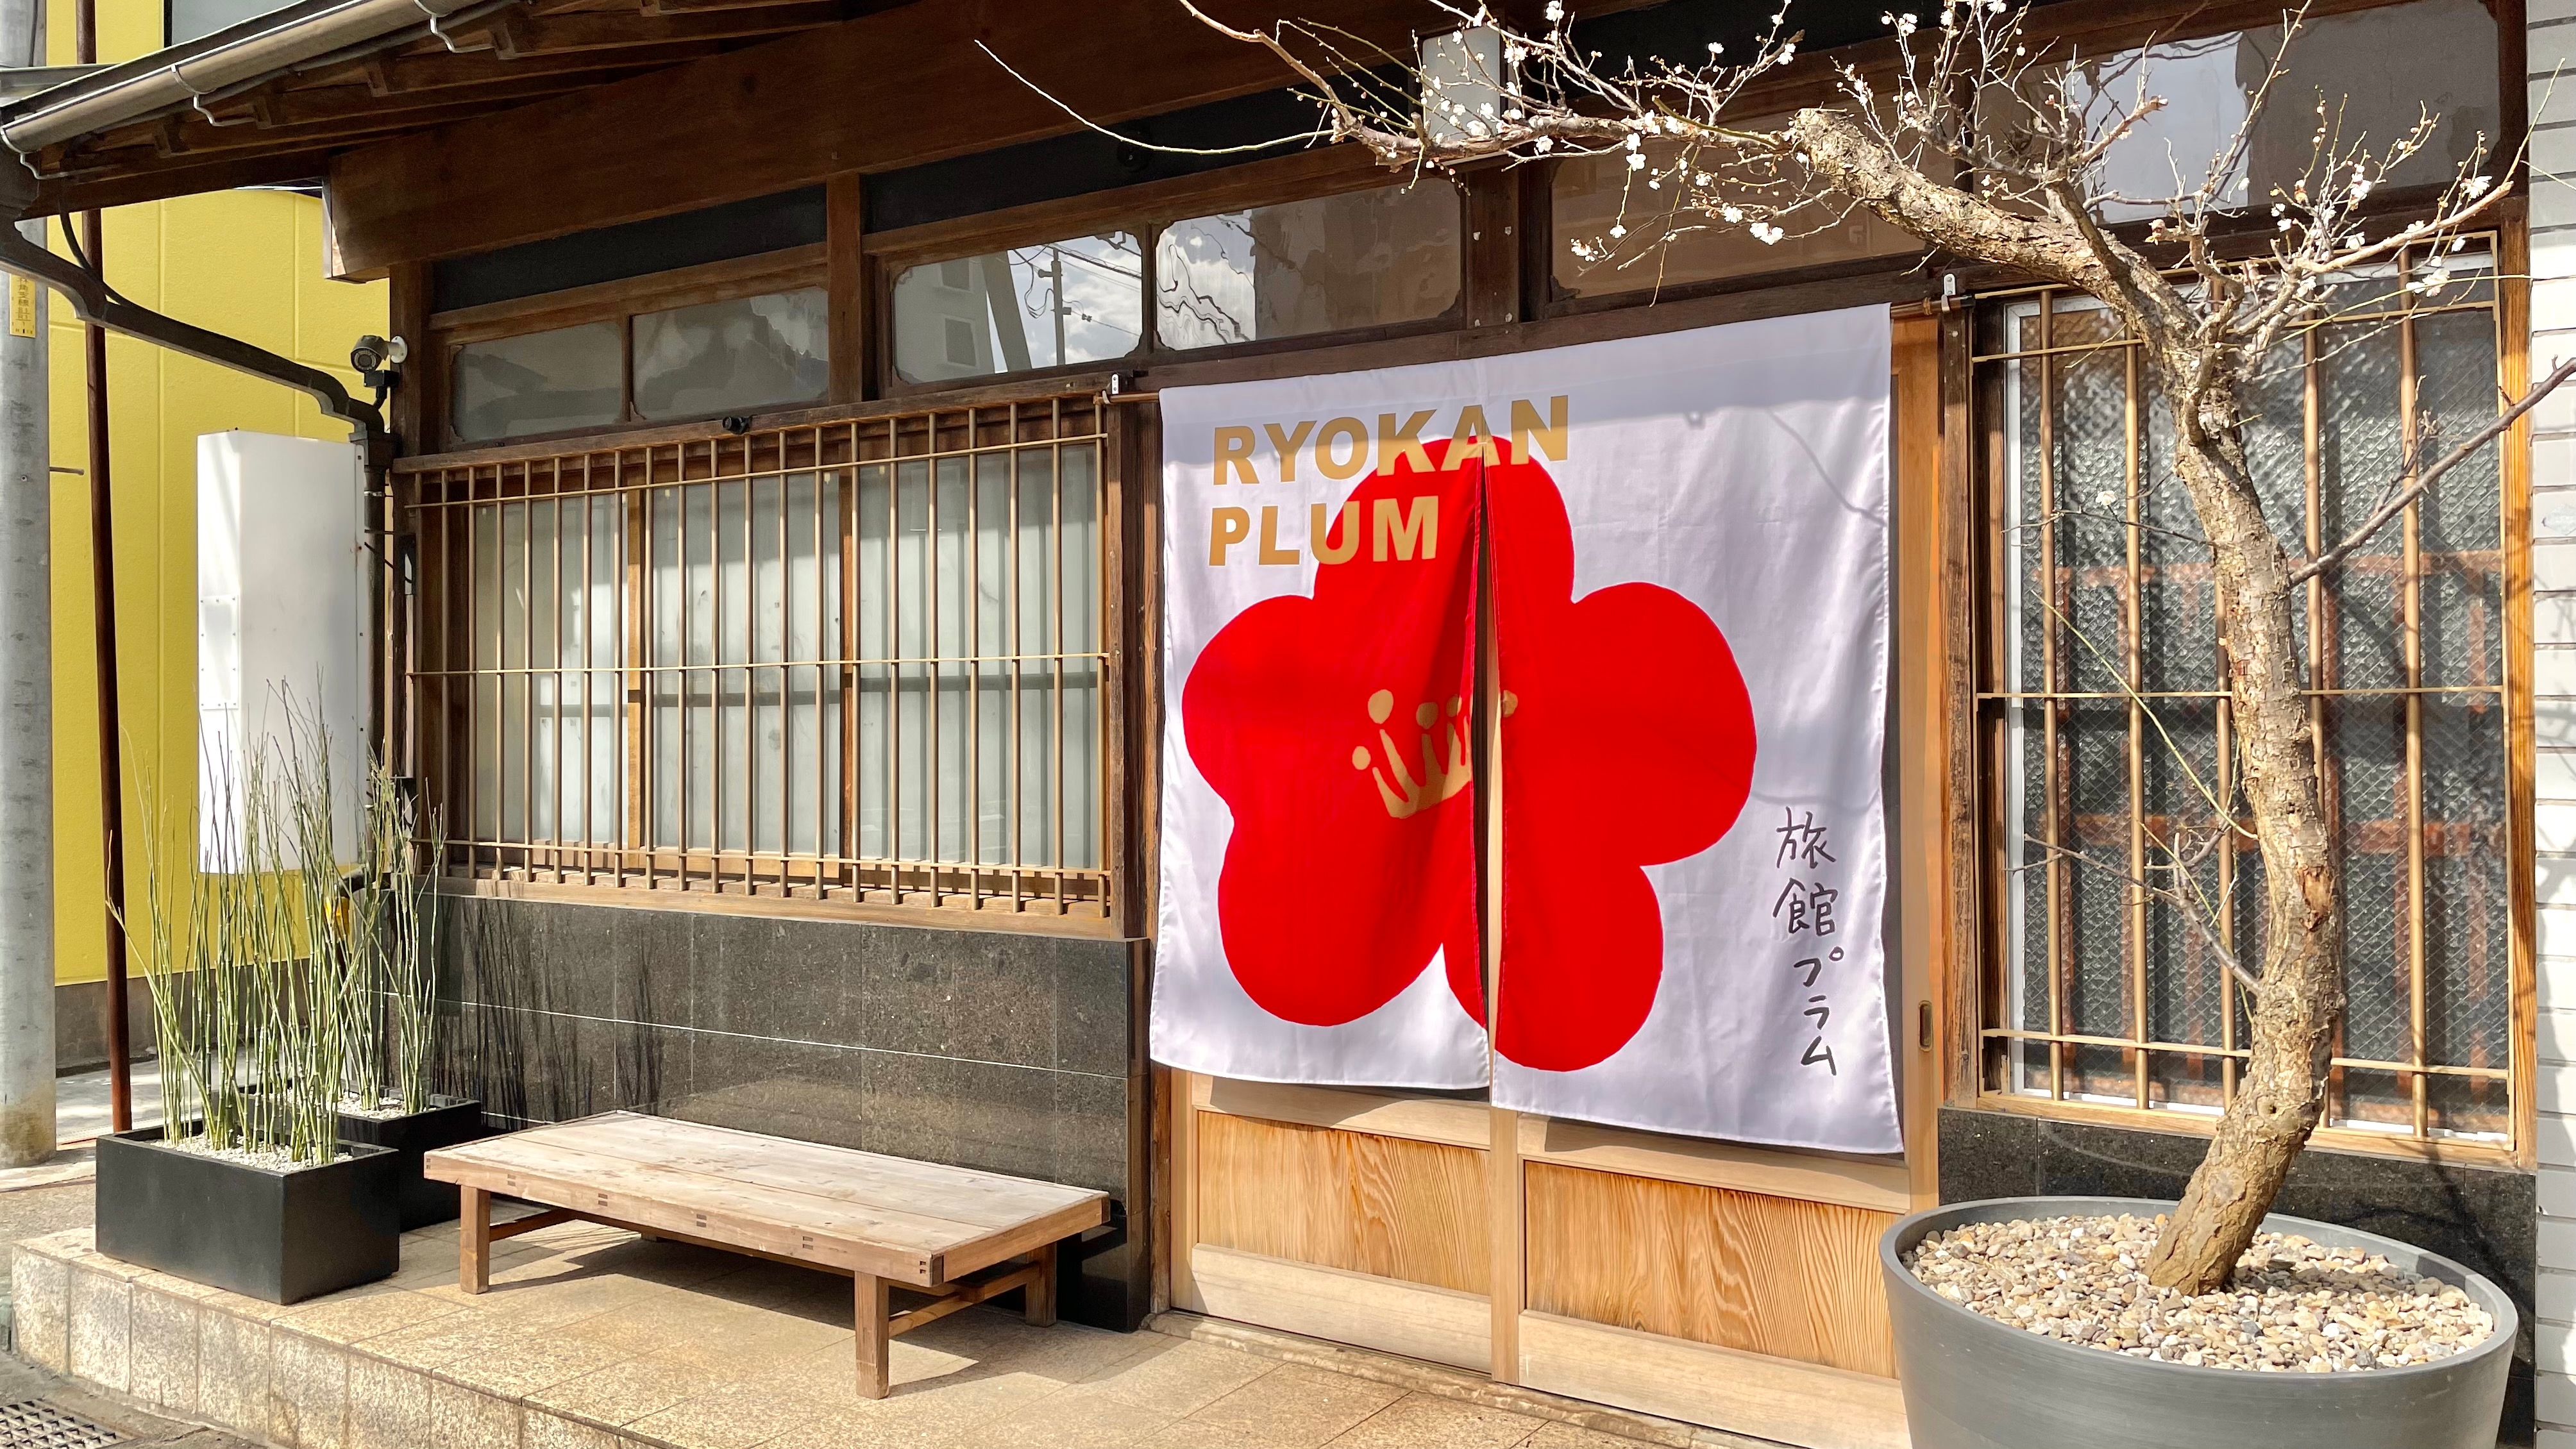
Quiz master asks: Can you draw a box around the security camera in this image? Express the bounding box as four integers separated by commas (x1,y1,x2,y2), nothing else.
350,334,408,389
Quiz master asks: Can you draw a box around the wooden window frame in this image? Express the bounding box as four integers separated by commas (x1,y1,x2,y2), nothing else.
430,245,830,451
866,152,1472,399
392,388,1147,939
1528,0,2517,322
1944,215,2536,1168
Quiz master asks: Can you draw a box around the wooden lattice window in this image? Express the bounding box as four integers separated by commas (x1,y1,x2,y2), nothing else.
402,396,1118,922
1973,242,2518,1146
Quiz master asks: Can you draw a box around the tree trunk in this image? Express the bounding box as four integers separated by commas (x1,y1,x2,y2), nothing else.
2139,381,2344,1294
1781,106,2343,1293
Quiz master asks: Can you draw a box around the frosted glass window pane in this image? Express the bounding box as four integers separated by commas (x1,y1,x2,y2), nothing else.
451,323,623,443
891,234,1143,383
646,474,841,857
472,496,624,848
1158,184,1461,349
632,289,830,422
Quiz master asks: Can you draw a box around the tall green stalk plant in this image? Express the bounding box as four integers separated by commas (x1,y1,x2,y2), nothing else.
131,699,373,1166
344,757,442,1116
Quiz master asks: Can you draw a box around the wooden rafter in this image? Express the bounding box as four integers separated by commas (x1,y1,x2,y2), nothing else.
478,3,844,58
362,42,729,94
236,70,627,127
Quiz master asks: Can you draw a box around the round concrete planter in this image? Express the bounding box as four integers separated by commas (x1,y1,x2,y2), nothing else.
1880,1196,2514,1449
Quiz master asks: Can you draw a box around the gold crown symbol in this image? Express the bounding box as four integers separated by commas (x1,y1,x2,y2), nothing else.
1349,686,1516,819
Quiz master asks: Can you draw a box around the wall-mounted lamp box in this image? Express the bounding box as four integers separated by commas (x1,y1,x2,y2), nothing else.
196,431,369,869
1421,26,1508,149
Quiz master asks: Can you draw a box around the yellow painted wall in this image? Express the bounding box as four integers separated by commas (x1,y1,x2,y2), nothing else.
46,0,387,986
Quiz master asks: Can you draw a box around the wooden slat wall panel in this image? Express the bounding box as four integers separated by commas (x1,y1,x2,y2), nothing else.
1523,1163,1896,1378
1193,1111,1489,1294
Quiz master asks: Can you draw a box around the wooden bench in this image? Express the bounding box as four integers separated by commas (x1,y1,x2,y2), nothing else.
422,1111,1109,1398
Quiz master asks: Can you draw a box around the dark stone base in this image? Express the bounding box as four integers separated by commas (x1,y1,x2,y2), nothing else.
1937,1106,2538,1448
338,1096,492,1230
434,893,1149,1331
96,1128,401,1304
55,978,155,1075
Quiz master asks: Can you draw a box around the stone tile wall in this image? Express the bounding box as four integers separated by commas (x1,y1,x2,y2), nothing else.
430,894,1149,1330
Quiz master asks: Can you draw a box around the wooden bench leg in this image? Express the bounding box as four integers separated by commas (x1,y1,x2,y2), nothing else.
459,1187,491,1295
1024,1242,1057,1328
855,1273,891,1400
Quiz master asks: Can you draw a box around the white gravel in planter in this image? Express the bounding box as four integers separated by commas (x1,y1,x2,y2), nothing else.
155,1137,343,1172
1903,1213,2495,1371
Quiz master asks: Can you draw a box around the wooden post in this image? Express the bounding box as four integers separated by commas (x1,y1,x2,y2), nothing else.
459,1186,491,1294
1023,1243,1057,1328
854,1272,891,1400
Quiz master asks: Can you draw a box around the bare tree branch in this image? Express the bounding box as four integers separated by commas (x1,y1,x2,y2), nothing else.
2290,355,2576,585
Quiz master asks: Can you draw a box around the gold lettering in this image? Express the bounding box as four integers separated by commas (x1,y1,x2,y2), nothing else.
1376,410,1437,474
1447,405,1500,467
1372,495,1438,562
1263,419,1315,482
1215,426,1258,485
1311,502,1360,565
1209,507,1251,564
1315,416,1371,482
1509,394,1569,464
1257,506,1300,565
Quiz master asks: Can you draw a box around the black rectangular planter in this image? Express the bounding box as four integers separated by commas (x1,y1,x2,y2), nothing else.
337,1096,489,1230
96,1128,400,1304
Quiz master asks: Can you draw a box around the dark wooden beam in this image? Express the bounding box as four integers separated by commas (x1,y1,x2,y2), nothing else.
232,70,618,126
362,42,725,94
26,144,340,219
483,3,843,55
152,94,530,159
325,0,1454,275
641,0,896,17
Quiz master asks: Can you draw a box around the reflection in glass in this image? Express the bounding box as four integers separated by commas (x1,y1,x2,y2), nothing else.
1156,183,1461,349
1551,122,1916,297
451,323,623,443
633,289,830,421
891,235,1143,383
2060,0,2496,222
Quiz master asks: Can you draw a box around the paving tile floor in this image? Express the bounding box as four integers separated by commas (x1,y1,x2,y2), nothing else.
13,1213,1656,1449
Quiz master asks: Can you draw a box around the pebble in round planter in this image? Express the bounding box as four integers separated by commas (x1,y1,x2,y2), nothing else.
1881,1196,2514,1449
96,1127,401,1305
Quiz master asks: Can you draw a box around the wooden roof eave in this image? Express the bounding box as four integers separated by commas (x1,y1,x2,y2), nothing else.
10,0,880,214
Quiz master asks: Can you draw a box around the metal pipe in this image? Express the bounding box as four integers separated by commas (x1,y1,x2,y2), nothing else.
0,0,488,155
73,0,128,1139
